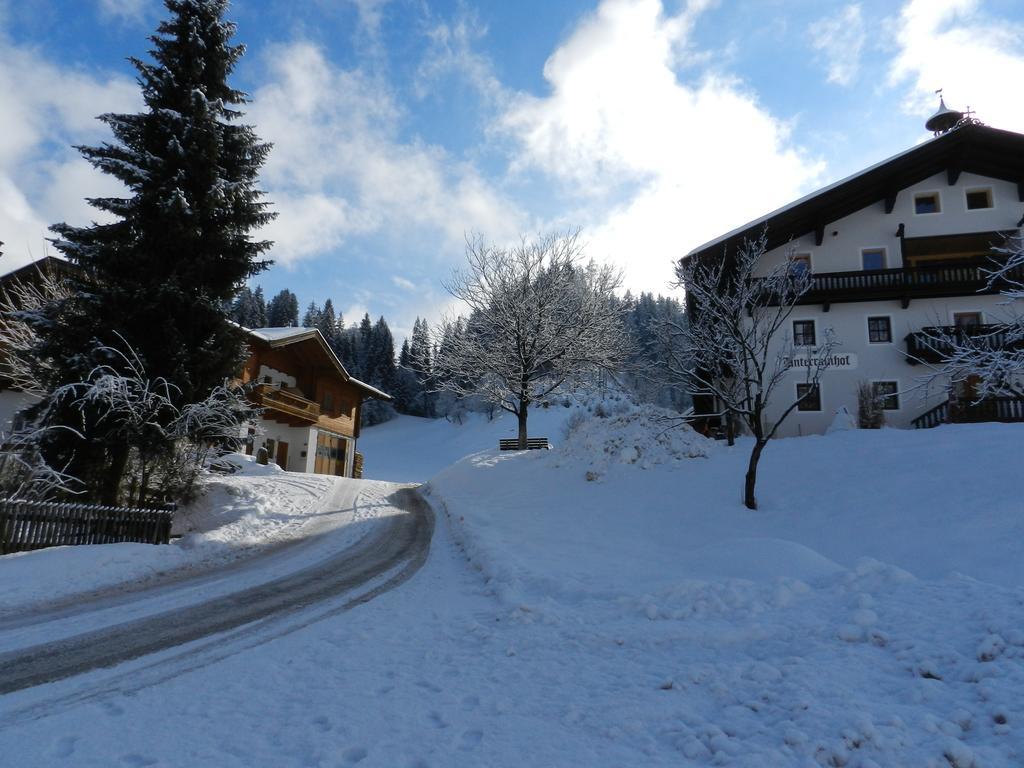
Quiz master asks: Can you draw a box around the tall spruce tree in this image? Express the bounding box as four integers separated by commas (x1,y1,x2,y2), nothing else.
301,300,321,328
267,289,299,326
251,286,268,327
31,0,274,503
317,299,338,349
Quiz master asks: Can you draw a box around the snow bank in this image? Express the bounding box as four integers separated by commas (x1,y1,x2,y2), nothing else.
0,454,336,614
420,417,1024,765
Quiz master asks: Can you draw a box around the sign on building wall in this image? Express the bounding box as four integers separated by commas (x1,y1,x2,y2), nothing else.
783,352,858,373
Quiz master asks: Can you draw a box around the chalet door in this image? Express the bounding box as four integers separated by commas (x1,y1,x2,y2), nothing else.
315,432,348,476
276,441,289,470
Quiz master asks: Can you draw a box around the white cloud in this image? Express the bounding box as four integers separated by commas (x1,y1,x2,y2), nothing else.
391,275,416,291
0,36,138,273
888,0,1024,132
249,41,525,267
415,11,504,104
96,0,148,24
498,0,823,294
808,4,866,87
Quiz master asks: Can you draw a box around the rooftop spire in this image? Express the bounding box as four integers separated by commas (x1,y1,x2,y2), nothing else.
925,89,964,135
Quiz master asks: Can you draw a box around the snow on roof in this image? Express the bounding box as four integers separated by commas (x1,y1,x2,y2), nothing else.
246,327,317,343
347,376,391,401
244,325,392,401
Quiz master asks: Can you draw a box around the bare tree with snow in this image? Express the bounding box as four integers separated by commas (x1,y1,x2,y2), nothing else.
433,231,628,448
672,230,836,510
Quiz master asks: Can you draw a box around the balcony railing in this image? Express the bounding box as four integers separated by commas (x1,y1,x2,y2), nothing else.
905,324,1024,365
912,397,1024,428
760,259,1024,307
252,382,320,424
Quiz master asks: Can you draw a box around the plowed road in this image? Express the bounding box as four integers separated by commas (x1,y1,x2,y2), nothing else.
0,483,433,695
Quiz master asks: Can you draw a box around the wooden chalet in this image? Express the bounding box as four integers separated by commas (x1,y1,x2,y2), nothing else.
240,327,391,477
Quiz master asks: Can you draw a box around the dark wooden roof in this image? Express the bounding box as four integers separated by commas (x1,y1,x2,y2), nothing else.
0,256,77,288
245,327,392,401
685,124,1024,263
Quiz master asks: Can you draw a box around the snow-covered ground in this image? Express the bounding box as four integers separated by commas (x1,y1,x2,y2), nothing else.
0,454,337,615
2,405,1022,766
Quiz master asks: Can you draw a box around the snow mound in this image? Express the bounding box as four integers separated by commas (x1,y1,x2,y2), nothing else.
550,403,712,476
678,537,845,582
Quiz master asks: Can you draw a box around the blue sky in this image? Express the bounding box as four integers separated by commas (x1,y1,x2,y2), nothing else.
2,0,1023,343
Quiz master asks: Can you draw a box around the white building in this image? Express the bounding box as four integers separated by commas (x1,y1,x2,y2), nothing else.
685,113,1024,437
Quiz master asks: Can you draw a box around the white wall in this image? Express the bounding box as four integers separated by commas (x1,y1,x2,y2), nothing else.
254,420,314,472
754,172,1019,275
742,171,1021,437
757,295,1008,436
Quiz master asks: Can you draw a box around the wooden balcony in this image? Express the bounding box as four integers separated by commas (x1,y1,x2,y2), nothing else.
252,383,320,425
760,259,1024,309
912,397,1024,429
905,324,1024,365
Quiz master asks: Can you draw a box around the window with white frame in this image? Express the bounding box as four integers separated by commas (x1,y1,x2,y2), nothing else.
793,319,816,346
914,192,941,214
872,381,900,410
867,316,892,343
796,383,821,411
789,253,811,276
965,188,993,210
861,248,886,271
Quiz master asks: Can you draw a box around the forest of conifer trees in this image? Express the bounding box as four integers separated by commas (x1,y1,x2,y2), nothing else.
230,286,690,427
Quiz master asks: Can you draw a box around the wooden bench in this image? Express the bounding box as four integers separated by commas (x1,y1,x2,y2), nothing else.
499,437,550,451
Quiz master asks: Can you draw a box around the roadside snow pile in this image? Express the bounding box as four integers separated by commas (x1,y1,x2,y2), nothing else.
551,402,711,477
0,454,337,615
173,452,335,547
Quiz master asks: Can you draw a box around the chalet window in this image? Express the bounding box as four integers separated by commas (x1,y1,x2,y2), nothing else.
789,253,811,276
914,192,940,214
793,320,816,346
867,316,892,343
861,248,886,271
322,391,334,413
965,188,993,210
953,311,982,329
872,381,900,410
796,383,821,411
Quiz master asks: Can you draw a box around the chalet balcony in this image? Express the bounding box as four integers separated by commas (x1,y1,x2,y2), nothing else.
251,382,320,426
761,259,1024,309
905,324,1024,365
912,396,1024,429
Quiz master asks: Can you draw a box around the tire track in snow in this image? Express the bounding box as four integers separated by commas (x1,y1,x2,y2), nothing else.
0,486,433,697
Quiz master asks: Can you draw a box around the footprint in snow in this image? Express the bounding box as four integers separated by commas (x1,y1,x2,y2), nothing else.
459,730,483,750
48,736,78,759
342,746,368,764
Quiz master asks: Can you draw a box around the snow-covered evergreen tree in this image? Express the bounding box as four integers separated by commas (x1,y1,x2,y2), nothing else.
317,299,338,350
251,286,268,327
23,0,273,503
267,289,299,327
301,300,321,329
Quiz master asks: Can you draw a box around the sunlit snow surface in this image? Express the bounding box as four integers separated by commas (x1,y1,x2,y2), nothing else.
2,404,1022,767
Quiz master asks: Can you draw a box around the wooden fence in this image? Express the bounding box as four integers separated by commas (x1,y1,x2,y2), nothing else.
0,499,175,554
